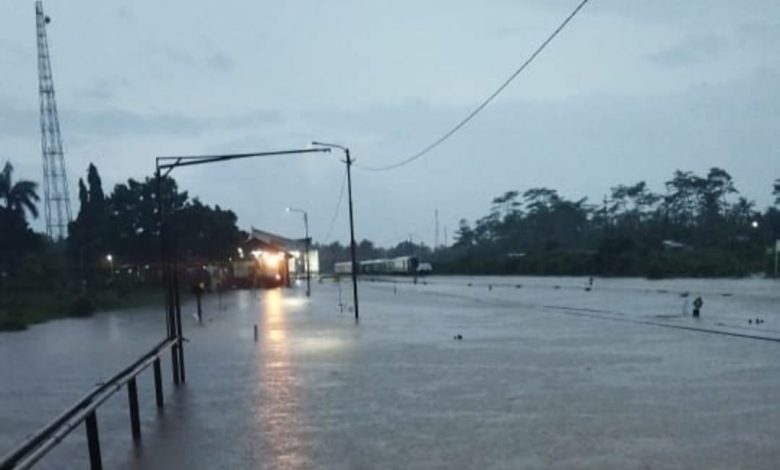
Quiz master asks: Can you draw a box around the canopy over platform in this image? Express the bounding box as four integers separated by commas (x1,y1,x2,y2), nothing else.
250,227,308,252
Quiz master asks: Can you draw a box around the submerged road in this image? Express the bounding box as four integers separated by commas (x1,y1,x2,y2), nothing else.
1,276,779,469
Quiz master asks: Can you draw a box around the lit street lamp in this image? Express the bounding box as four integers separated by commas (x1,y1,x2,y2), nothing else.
311,141,359,321
286,207,310,297
106,254,114,278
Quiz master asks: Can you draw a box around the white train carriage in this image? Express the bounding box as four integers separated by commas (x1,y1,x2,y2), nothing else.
334,256,421,275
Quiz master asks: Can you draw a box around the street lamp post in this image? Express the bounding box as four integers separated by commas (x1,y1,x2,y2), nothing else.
311,141,359,321
286,207,310,297
156,146,331,385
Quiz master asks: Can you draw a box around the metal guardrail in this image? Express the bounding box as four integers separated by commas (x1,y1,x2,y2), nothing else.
0,337,179,470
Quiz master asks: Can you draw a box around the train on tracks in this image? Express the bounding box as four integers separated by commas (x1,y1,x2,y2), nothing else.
334,256,431,275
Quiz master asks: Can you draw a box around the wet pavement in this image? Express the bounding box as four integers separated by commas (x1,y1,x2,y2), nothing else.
1,276,779,469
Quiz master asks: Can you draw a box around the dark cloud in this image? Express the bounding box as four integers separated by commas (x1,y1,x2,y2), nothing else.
73,79,121,102
0,99,282,139
733,20,780,48
66,108,206,137
215,110,284,128
647,33,729,67
64,108,282,138
0,100,37,138
2,0,778,244
207,52,234,72
116,6,134,21
162,48,198,67
160,48,235,73
571,0,777,27
301,66,780,223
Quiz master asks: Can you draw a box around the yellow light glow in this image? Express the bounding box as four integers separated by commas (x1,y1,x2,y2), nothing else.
268,329,286,342
261,251,285,264
263,289,285,342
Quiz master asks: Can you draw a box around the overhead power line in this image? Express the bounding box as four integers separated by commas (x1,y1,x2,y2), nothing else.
321,167,348,244
356,0,591,172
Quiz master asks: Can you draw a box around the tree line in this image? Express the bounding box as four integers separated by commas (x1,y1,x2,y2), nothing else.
67,163,244,287
1,161,244,328
2,162,779,297
434,168,780,277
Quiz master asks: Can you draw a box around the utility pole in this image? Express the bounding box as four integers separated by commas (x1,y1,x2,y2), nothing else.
304,211,310,297
409,234,418,284
444,226,448,248
312,142,359,321
435,209,439,250
345,148,359,320
286,207,310,297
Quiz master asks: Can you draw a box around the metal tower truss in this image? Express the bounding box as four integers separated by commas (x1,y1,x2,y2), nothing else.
35,0,72,240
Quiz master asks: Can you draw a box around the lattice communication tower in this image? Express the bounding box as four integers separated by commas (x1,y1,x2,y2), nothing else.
35,1,72,240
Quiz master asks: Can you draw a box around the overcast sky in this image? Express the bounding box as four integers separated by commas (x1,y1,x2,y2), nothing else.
2,0,778,247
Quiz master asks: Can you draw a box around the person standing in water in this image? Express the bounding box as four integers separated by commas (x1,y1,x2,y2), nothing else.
692,296,703,318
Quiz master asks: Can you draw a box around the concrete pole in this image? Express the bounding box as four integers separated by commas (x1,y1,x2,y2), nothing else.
346,149,359,321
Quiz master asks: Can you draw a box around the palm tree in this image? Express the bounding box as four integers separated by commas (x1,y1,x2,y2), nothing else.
774,178,780,206
0,162,40,220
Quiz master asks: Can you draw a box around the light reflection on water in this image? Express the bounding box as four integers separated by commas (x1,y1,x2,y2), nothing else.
255,288,308,469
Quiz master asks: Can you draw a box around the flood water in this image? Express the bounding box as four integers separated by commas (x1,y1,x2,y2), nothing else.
1,276,779,469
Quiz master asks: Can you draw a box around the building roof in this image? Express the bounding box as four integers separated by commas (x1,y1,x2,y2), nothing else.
249,227,307,252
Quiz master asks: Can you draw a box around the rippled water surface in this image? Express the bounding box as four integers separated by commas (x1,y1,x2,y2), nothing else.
1,276,779,469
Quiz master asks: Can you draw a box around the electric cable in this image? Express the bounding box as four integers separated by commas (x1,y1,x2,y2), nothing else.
356,0,591,172
321,168,348,243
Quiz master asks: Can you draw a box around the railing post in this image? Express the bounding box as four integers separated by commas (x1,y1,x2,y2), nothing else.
85,411,102,470
153,357,164,409
127,378,141,442
174,271,186,384
168,268,181,386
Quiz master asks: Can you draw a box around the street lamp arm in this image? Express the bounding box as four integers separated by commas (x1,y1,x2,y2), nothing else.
311,141,347,152
157,148,331,171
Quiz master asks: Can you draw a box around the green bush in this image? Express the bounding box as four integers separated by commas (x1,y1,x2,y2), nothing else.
0,312,27,331
68,295,96,317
